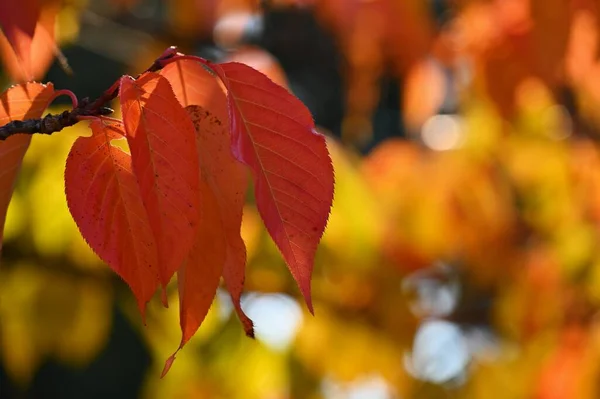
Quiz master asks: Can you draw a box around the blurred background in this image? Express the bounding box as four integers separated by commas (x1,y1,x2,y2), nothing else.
3,0,600,398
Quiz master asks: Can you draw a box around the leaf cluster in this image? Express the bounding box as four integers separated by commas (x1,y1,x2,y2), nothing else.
0,50,334,375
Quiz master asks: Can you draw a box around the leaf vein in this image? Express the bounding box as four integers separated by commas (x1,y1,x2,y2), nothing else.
245,120,320,158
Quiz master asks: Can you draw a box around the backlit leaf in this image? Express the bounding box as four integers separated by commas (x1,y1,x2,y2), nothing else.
160,59,228,123
162,104,256,377
0,0,57,82
0,0,39,78
0,82,54,252
177,178,225,347
224,47,290,90
120,72,201,288
186,105,253,336
64,120,159,315
159,64,243,323
162,178,224,377
209,61,335,312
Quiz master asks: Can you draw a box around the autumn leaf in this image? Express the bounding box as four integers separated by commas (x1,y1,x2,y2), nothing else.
0,49,336,380
162,174,225,378
162,105,255,377
160,60,254,336
0,0,39,76
65,120,159,315
160,59,228,124
0,82,54,252
120,72,201,288
208,61,335,312
0,0,57,81
177,178,225,347
224,47,290,90
186,105,254,336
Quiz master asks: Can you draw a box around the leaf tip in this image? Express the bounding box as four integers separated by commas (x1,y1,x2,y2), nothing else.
243,320,255,338
305,296,314,315
137,298,149,326
160,286,169,308
230,295,256,338
297,276,314,315
160,351,178,378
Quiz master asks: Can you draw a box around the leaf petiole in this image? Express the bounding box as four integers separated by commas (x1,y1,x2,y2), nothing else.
48,89,78,109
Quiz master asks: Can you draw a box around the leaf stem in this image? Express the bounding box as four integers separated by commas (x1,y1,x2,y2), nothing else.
49,89,79,108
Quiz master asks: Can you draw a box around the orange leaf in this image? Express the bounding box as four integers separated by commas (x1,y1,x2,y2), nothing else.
224,47,290,90
186,105,254,337
0,0,39,76
0,82,54,252
177,178,225,347
65,121,159,315
0,0,57,81
120,72,201,288
161,60,253,332
164,179,225,376
209,61,335,312
163,104,255,377
160,59,228,123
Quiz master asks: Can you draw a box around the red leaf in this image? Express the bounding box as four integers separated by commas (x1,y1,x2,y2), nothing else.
161,60,254,335
160,59,228,123
120,72,201,287
0,82,54,251
177,177,224,347
65,120,159,315
224,47,290,90
209,61,335,312
0,0,39,76
186,105,254,337
0,0,57,82
163,104,254,377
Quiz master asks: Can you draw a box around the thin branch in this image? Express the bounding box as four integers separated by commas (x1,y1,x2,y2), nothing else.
0,105,114,140
0,46,182,141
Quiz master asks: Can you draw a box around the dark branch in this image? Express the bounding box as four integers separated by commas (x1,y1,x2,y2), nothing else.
0,46,181,141
0,105,113,140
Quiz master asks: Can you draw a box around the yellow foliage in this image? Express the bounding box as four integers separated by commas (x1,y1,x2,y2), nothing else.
0,264,112,384
296,308,408,386
321,138,385,270
8,0,600,397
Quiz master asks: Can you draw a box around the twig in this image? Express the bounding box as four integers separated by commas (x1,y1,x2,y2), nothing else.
0,47,181,141
0,104,114,140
